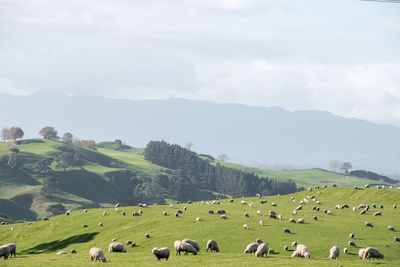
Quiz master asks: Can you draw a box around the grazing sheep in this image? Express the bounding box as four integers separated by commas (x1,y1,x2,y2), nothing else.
205,240,219,253
229,199,234,203
295,205,303,211
108,242,126,253
145,233,151,238
84,209,88,213
360,209,367,215
131,242,137,247
379,205,384,209
291,244,310,259
256,238,263,244
98,222,103,227
260,199,267,204
297,218,305,224
82,224,88,228
42,217,49,221
255,243,269,257
244,243,259,254
358,248,367,259
283,227,291,234
241,200,247,205
122,212,126,216
195,217,201,222
208,210,214,214
365,222,374,228
329,246,339,260
289,218,296,223
182,239,200,252
271,202,277,207
89,247,107,262
175,212,180,217
152,247,170,261
102,211,107,216
183,207,187,211
220,214,227,219
243,224,249,230
365,247,384,260
259,220,264,226
126,240,133,246
256,210,262,216
178,242,197,255
278,215,283,220
1,244,16,258
343,247,348,254
0,245,11,260
313,215,318,221
348,241,356,247
291,241,297,247
70,249,77,254
244,212,250,218
217,209,226,215
163,211,168,216
66,211,70,215
394,237,400,242
284,245,289,251
388,226,395,231
269,214,277,219
373,211,382,216
115,203,120,208
349,233,355,239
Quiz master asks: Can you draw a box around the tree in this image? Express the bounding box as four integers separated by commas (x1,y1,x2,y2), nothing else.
8,127,24,140
185,142,193,151
1,127,10,142
39,127,58,139
61,132,73,145
79,140,96,150
341,162,353,175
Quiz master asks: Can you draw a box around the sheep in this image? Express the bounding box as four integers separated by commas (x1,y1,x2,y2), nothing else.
348,241,356,247
358,248,367,259
177,241,197,255
220,214,227,219
208,210,214,214
195,217,201,222
66,211,70,215
284,245,289,251
71,249,77,254
271,202,277,207
2,244,16,258
183,207,187,211
152,247,170,261
343,247,348,254
259,220,264,226
255,243,269,257
98,222,103,227
163,211,168,216
291,241,297,247
217,209,226,215
229,199,234,203
205,240,219,253
373,211,382,216
0,245,11,260
329,246,339,260
175,212,180,217
243,224,249,230
145,233,151,238
349,233,355,239
291,244,310,259
289,218,296,223
122,212,126,216
244,212,250,218
102,211,107,216
312,215,318,221
108,242,126,253
295,205,303,211
244,243,259,254
269,214,277,219
82,224,88,228
256,210,262,216
283,227,291,234
388,226,395,231
115,203,120,208
182,239,200,252
260,199,267,204
89,247,107,262
360,209,367,215
131,242,137,247
126,240,133,246
365,222,374,228
296,218,305,224
241,200,247,205
365,247,384,260
84,209,88,213
278,215,283,220
394,237,400,242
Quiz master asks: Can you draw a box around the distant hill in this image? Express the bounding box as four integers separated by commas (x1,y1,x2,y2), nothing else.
0,92,400,173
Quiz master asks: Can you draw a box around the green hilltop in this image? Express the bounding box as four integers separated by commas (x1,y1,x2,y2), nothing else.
0,187,399,266
0,139,396,222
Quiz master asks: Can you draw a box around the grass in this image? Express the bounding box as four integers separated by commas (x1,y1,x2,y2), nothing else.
1,187,399,266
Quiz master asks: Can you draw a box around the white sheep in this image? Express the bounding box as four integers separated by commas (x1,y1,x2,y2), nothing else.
291,244,310,259
243,224,249,230
329,246,339,260
259,220,264,226
244,243,259,254
343,247,348,254
108,242,126,253
205,240,219,253
152,247,170,261
89,247,107,262
255,243,269,257
358,248,367,259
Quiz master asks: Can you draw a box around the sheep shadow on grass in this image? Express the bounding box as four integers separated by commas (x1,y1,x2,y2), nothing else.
22,232,99,254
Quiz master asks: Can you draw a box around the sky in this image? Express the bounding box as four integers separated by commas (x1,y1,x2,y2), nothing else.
1,0,400,125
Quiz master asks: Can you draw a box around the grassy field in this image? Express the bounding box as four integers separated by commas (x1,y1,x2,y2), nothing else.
1,187,399,266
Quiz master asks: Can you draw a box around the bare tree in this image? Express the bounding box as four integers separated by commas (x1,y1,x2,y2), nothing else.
185,142,194,151
1,127,10,142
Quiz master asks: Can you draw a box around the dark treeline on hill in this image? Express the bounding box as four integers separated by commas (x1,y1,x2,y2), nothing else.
144,141,299,197
350,170,397,184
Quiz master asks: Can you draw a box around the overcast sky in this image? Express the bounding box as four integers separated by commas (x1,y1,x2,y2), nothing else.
1,0,400,125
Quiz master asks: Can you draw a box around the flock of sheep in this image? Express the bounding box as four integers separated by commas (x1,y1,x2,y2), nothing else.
1,184,399,264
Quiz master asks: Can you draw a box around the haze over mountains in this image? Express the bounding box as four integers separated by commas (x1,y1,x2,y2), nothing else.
1,91,399,174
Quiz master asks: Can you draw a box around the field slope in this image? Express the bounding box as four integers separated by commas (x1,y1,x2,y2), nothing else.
1,187,400,266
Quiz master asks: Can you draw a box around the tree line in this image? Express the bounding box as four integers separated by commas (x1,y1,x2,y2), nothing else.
143,140,299,198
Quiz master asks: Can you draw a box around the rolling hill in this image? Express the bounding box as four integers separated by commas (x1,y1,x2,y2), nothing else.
1,92,400,173
0,139,395,222
0,187,399,266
